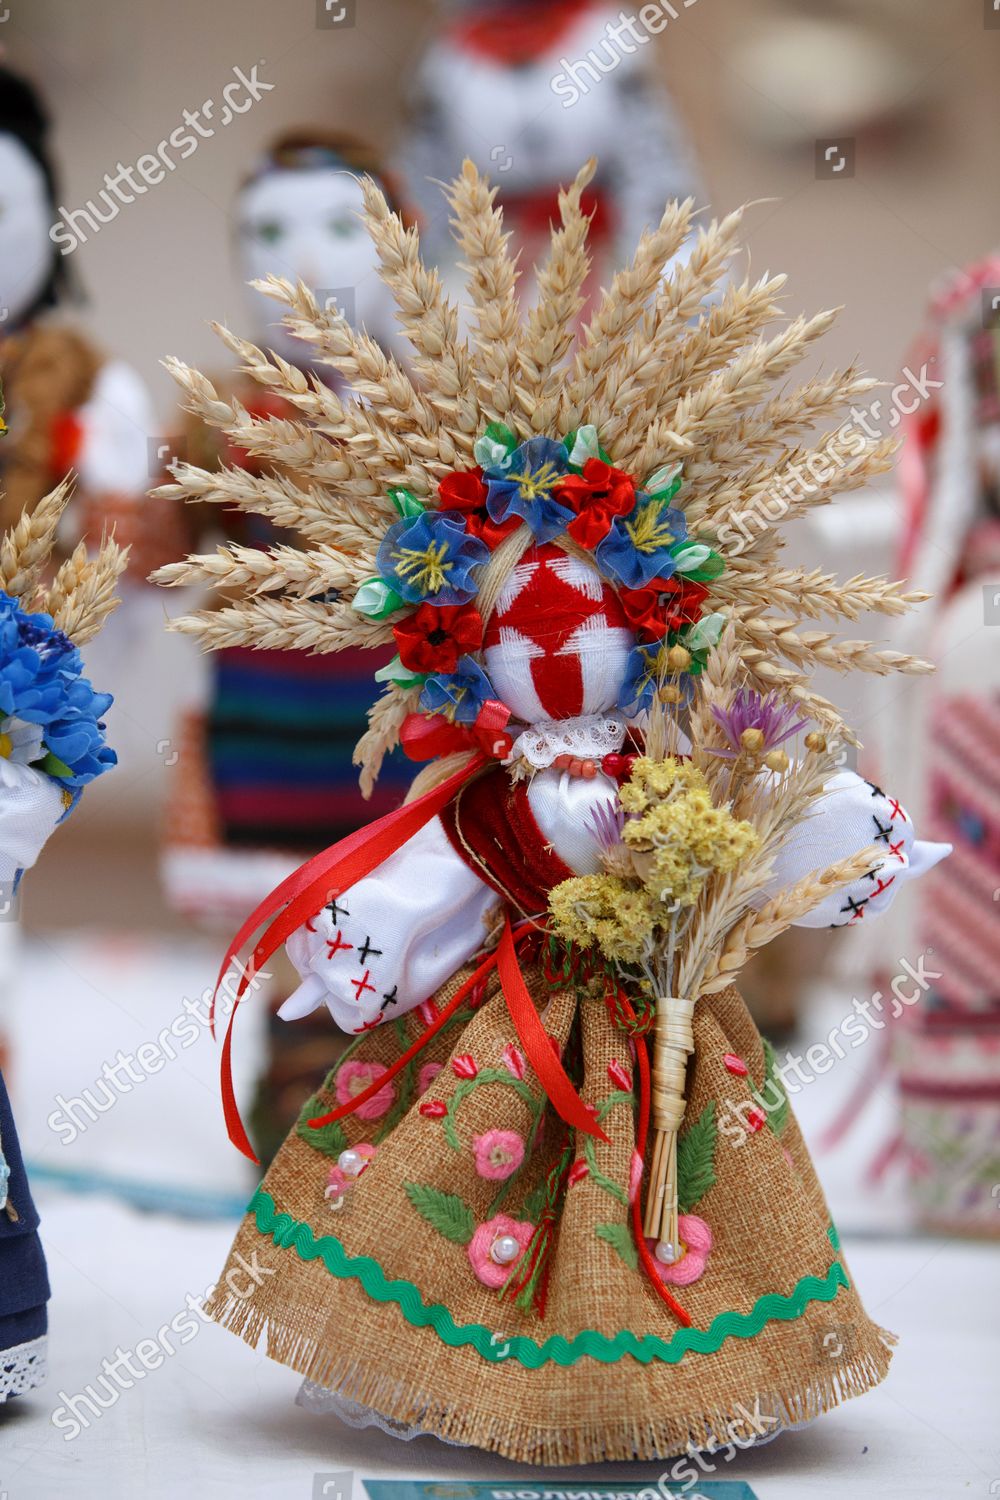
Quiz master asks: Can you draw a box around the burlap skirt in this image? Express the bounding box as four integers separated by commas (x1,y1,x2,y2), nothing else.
207,965,893,1464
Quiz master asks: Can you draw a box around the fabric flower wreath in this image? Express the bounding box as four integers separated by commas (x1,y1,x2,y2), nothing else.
354,421,726,721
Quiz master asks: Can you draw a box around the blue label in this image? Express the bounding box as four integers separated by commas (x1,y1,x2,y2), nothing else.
363,1482,760,1500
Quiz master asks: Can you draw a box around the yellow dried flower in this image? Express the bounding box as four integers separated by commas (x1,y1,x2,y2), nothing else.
620,756,760,907
548,874,658,965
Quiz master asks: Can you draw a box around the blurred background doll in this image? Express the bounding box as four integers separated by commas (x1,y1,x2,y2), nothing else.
0,64,155,559
885,259,1000,1237
0,62,154,1069
397,0,704,317
160,132,414,1161
0,441,122,1404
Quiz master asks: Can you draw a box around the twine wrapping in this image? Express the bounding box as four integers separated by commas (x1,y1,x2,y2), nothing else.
642,995,696,1255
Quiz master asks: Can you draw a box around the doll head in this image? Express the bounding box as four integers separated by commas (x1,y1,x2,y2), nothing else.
415,1,632,194
236,132,405,365
482,541,634,726
0,65,68,329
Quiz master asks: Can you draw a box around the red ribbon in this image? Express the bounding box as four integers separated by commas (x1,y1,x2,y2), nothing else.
216,752,487,1161
306,911,608,1146
496,915,609,1144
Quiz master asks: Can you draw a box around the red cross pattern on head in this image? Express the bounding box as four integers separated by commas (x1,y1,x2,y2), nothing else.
483,543,635,723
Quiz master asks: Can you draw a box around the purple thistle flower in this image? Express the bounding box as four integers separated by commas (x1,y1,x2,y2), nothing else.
709,689,808,759
587,796,627,854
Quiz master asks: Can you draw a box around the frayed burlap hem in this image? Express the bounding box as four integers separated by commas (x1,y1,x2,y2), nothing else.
207,1285,896,1465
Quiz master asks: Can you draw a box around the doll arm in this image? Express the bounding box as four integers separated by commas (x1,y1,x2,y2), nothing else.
279,816,498,1034
765,769,950,928
0,759,67,890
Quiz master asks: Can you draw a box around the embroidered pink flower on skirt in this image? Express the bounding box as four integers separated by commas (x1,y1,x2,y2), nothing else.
647,1214,713,1286
472,1128,525,1181
468,1214,535,1288
335,1060,395,1120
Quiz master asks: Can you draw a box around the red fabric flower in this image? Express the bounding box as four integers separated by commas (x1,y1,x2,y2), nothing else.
393,602,483,673
554,458,636,549
619,576,709,642
439,467,520,549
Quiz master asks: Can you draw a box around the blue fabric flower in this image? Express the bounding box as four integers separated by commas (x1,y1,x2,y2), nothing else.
419,655,495,725
484,436,574,542
618,643,668,718
596,496,688,588
0,594,115,795
376,511,489,606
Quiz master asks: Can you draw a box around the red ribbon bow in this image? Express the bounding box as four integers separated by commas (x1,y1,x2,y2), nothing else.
400,699,513,763
213,732,605,1162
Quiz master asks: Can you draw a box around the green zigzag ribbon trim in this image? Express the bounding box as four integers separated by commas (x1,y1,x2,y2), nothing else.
249,1188,851,1369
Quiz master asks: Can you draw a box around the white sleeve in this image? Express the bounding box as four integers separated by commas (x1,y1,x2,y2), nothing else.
280,815,498,1034
763,769,950,929
0,760,66,888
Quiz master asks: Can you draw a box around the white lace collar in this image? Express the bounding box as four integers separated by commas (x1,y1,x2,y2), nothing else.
505,711,627,771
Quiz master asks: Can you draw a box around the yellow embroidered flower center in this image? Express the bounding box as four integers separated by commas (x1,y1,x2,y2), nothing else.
627,502,676,554
510,460,560,501
0,732,12,759
393,540,453,596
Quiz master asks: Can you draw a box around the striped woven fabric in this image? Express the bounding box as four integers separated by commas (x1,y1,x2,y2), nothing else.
920,691,1000,1009
207,645,411,851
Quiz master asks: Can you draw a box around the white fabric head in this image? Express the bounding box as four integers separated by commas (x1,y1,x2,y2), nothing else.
764,769,950,928
482,543,635,725
238,168,398,361
0,134,54,328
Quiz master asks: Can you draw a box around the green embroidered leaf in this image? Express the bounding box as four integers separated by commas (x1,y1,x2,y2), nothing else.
760,1037,790,1138
521,1178,550,1223
296,1091,347,1160
595,1221,638,1270
404,1182,476,1244
677,1101,717,1213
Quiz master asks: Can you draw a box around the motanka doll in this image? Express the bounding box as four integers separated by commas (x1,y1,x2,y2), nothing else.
886,258,1000,1235
161,133,415,1159
398,0,703,319
0,64,155,554
156,162,948,1463
0,408,123,1402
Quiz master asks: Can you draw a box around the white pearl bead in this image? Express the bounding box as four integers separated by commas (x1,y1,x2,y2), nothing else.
655,1240,677,1265
490,1233,521,1265
337,1149,364,1178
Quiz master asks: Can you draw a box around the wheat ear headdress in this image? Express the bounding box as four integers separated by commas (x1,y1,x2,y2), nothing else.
153,158,930,794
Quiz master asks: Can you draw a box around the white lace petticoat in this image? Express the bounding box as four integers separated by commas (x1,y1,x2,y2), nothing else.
0,1335,47,1402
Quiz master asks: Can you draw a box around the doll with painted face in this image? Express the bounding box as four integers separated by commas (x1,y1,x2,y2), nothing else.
398,0,703,316
161,134,413,1158
0,65,155,557
159,164,948,1461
